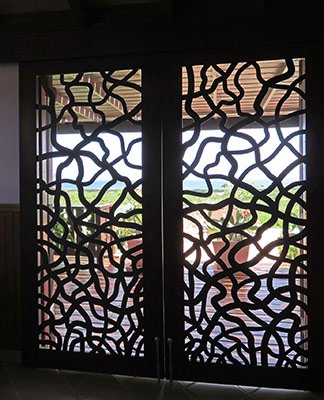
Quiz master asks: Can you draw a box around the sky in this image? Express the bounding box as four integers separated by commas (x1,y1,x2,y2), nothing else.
182,127,303,187
50,127,304,189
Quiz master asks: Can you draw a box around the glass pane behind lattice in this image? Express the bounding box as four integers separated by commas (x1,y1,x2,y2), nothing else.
36,70,144,356
182,59,307,367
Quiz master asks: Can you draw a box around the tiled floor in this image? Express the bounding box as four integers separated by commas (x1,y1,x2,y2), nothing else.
1,350,323,400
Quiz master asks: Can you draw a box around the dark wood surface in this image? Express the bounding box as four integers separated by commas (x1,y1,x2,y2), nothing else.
47,256,309,389
0,204,21,349
18,51,317,389
49,258,295,363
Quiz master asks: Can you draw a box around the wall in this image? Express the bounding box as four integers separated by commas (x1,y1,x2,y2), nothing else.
0,63,21,349
0,204,20,349
0,63,19,204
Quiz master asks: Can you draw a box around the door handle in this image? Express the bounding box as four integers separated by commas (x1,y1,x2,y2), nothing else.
154,337,161,382
167,337,173,382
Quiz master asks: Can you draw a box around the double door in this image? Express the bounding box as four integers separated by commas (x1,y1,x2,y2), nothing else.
20,54,313,389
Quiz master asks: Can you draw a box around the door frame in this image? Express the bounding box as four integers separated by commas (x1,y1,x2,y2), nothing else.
161,47,324,390
19,54,165,377
20,44,324,389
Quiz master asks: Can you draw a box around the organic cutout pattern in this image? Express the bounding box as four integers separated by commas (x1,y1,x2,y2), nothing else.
182,59,307,367
36,70,144,356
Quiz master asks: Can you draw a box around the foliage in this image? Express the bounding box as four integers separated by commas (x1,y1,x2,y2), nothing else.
205,183,257,241
184,182,303,230
52,210,94,249
115,201,142,239
277,212,301,260
206,207,256,241
62,188,121,207
61,184,303,249
51,211,76,247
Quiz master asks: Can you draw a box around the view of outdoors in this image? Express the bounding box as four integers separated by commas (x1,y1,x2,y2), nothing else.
36,59,307,367
37,70,145,356
181,61,306,367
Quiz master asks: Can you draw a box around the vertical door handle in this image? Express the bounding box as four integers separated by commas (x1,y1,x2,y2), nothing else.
167,337,173,382
154,337,161,382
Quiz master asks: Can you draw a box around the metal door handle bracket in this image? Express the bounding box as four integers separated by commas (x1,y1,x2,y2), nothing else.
167,337,173,382
154,337,161,382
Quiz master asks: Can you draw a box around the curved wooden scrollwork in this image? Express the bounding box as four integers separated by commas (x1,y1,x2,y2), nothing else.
37,70,144,356
182,59,307,367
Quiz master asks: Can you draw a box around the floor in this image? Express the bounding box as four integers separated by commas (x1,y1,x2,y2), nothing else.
48,254,302,365
1,350,323,400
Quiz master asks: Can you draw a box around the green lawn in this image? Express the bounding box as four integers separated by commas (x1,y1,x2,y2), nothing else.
60,183,304,232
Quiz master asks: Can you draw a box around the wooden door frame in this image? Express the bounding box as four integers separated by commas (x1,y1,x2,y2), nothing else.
162,45,324,390
20,43,324,389
19,54,164,377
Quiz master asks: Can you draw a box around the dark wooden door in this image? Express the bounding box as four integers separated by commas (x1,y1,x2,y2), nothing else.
21,52,324,389
163,57,312,389
20,59,164,378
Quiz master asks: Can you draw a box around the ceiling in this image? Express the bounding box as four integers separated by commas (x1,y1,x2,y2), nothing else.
0,0,173,33
0,0,157,14
50,59,303,124
0,1,323,63
1,0,323,35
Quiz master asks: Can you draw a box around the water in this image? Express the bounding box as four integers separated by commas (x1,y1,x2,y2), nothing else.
62,181,126,190
62,179,277,191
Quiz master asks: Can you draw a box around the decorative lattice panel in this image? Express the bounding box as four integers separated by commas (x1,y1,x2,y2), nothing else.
182,59,307,367
37,70,144,356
